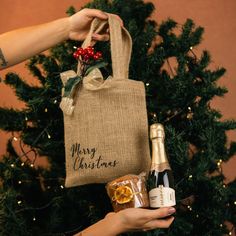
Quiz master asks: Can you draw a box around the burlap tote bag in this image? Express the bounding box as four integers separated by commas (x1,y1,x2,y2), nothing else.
60,14,150,187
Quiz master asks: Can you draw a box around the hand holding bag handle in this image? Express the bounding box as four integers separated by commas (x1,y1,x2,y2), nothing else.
77,13,132,80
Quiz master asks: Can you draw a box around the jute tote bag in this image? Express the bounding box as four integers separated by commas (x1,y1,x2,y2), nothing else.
60,14,150,187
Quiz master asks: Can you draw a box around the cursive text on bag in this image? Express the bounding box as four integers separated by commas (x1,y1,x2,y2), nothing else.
70,143,118,171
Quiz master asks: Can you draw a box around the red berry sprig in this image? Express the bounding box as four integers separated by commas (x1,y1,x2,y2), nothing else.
73,46,102,63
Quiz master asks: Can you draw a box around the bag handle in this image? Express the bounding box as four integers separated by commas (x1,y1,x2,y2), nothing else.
77,13,132,80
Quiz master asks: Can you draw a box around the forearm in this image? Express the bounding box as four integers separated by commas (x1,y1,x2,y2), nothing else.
0,17,70,69
75,214,124,236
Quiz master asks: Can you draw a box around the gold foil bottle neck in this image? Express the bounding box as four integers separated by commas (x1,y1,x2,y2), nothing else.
150,123,165,140
150,123,170,171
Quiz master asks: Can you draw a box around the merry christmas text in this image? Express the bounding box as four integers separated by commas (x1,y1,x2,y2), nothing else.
70,143,118,170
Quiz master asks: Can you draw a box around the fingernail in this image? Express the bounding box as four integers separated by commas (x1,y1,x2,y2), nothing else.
168,207,176,215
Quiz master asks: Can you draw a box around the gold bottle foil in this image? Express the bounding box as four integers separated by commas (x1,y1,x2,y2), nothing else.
150,123,170,172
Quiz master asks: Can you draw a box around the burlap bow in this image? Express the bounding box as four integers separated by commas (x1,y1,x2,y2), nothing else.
60,68,112,116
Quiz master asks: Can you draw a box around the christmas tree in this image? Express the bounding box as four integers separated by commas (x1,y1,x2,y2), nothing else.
0,0,236,235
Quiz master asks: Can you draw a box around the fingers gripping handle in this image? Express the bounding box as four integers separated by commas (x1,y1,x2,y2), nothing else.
77,14,132,80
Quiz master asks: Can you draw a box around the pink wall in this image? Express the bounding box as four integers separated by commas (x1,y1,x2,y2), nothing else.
0,0,235,181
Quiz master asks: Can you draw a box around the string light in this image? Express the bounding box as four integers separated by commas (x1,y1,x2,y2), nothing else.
188,175,193,180
33,217,36,221
229,232,232,235
47,133,51,139
54,99,57,104
60,185,64,189
30,163,34,168
146,82,150,87
45,108,48,112
234,201,236,205
25,116,28,121
18,180,22,184
187,205,192,211
21,162,25,167
220,224,223,227
17,200,22,205
10,164,15,168
187,107,193,119
217,159,223,166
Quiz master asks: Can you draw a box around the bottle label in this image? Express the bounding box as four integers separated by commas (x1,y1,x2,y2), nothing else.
149,185,176,208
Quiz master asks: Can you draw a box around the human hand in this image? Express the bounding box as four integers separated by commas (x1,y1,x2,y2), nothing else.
68,8,123,42
106,207,175,233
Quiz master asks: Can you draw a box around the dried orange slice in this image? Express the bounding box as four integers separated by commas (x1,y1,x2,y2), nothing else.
114,186,133,204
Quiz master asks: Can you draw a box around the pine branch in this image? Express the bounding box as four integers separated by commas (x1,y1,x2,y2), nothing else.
0,108,25,131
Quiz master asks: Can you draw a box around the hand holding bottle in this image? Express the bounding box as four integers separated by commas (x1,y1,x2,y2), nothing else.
75,207,175,236
112,207,175,232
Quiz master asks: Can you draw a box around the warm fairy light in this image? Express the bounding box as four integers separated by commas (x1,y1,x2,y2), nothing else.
188,175,193,179
10,164,15,168
217,159,223,166
17,200,22,205
234,201,236,205
25,116,28,121
187,205,192,211
30,163,34,168
13,137,18,141
18,180,22,184
220,224,223,227
54,100,57,104
223,184,226,188
146,83,150,86
33,217,36,221
229,232,232,235
45,108,48,112
187,114,193,119
196,214,199,218
48,134,51,139
21,162,25,167
190,46,193,50
60,185,64,189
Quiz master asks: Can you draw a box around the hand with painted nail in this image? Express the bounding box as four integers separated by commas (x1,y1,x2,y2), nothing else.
114,207,175,232
75,207,175,236
69,9,123,42
68,8,108,41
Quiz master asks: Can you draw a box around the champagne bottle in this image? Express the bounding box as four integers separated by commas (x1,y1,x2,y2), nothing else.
148,123,176,208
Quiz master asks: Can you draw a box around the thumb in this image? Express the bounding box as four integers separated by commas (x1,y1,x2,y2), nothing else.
85,9,108,20
147,207,176,219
